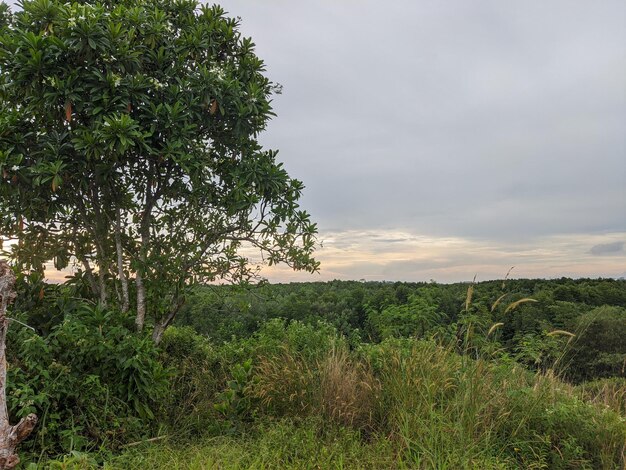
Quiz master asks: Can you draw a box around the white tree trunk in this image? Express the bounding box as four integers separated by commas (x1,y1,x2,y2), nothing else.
135,269,146,332
115,208,130,313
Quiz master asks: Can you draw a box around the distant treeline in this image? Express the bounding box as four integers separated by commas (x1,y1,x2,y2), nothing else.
177,278,626,383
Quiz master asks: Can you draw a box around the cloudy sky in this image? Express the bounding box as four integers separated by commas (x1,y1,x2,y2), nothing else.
6,0,624,283
216,0,626,282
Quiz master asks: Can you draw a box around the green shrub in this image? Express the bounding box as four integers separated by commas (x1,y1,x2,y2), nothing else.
157,326,221,438
218,318,342,366
504,374,625,469
214,359,254,428
360,339,625,469
7,303,167,458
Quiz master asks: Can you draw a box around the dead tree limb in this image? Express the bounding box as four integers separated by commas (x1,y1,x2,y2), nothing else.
0,261,37,469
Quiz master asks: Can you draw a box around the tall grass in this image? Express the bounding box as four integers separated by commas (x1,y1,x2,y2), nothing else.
245,331,624,469
249,342,380,431
103,324,626,469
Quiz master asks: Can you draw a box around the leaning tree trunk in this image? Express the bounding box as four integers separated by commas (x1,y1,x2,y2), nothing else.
0,262,37,469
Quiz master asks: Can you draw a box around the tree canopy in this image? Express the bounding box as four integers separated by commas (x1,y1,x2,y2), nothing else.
0,0,318,341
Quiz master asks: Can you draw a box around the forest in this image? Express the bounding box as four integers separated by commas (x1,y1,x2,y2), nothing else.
0,0,624,468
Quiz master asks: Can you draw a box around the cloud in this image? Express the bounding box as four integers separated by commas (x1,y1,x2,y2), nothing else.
37,230,625,284
590,241,625,256
258,230,626,283
216,0,626,282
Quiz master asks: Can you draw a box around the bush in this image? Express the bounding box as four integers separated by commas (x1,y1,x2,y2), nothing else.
360,339,625,469
157,326,221,438
7,302,167,458
367,295,442,340
218,318,342,366
508,373,625,469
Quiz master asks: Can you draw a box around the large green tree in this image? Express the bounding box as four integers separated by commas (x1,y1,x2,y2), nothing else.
0,0,318,342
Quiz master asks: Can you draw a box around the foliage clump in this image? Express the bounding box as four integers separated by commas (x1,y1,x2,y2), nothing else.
7,294,167,458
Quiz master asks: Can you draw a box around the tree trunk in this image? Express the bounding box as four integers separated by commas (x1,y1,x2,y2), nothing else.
151,320,165,345
115,208,130,313
97,267,107,307
0,262,37,469
78,255,99,299
89,177,109,307
134,223,149,331
151,296,185,345
135,172,155,332
135,269,146,332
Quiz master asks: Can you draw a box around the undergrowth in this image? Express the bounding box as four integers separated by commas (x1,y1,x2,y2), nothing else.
102,321,626,469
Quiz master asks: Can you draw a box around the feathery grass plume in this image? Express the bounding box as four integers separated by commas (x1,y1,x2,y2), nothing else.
501,266,515,289
465,274,477,312
547,330,576,354
503,298,538,314
318,345,380,430
490,294,508,313
487,323,504,337
546,329,575,338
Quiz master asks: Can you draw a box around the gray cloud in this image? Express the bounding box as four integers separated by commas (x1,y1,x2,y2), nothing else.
222,0,625,249
590,241,625,256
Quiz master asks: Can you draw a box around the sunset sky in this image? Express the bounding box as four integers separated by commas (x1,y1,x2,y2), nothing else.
218,0,626,282
7,0,626,284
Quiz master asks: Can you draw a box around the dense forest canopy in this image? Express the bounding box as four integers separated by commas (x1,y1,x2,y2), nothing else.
176,277,626,383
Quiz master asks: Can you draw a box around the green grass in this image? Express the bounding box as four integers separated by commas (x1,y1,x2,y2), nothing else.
31,325,626,469
107,420,394,470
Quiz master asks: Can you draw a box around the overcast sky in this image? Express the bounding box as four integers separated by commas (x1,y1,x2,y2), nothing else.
216,0,626,282
8,0,625,283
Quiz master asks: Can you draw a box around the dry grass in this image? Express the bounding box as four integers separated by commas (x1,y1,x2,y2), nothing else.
487,322,504,337
249,347,316,416
247,345,380,430
546,329,575,338
318,345,380,431
464,275,476,312
490,294,508,313
577,378,626,415
249,343,380,431
503,298,538,314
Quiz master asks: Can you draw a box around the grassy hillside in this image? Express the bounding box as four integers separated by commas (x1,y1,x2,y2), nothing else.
8,279,625,469
111,322,625,469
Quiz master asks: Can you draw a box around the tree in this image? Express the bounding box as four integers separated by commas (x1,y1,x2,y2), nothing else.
368,295,442,340
0,0,318,341
564,306,626,382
